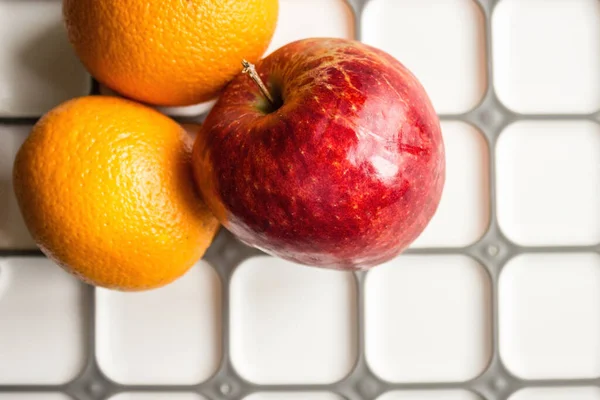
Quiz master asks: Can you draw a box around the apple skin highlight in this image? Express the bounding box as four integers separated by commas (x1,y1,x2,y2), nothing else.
192,38,445,270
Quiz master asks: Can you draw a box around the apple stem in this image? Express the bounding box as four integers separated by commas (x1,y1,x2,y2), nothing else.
242,60,275,106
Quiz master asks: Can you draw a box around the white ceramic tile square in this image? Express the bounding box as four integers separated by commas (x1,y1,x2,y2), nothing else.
499,253,600,379
96,262,221,385
378,390,482,400
265,0,355,55
0,257,87,384
365,255,491,383
0,125,36,249
496,121,600,246
411,121,489,248
109,394,206,400
245,393,343,400
493,0,600,114
0,395,71,400
362,0,486,114
0,0,90,116
509,387,600,400
230,256,357,384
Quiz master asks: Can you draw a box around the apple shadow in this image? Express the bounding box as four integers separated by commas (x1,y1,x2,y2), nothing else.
15,18,90,111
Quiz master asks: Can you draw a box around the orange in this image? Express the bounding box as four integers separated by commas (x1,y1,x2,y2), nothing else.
63,0,279,106
13,96,220,291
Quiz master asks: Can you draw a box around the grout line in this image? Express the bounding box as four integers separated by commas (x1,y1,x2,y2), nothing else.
4,242,600,260
0,117,40,125
348,0,364,42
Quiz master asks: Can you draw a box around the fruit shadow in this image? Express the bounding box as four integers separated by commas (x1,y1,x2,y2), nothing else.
0,179,12,245
16,18,90,105
0,125,37,250
0,172,36,250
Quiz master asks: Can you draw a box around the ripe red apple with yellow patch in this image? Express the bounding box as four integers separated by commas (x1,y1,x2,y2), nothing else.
192,38,445,269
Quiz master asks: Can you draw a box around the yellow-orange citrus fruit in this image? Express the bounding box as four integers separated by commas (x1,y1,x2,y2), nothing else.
62,0,279,106
13,96,219,291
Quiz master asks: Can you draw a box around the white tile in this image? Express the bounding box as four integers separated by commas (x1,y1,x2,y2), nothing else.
493,0,600,113
109,394,205,400
0,257,87,384
245,393,343,400
0,0,90,116
365,255,491,382
96,262,221,385
230,256,357,384
499,253,600,379
496,121,600,246
509,387,600,400
411,121,489,248
0,395,71,400
362,0,486,114
266,0,354,55
0,125,37,249
378,390,482,400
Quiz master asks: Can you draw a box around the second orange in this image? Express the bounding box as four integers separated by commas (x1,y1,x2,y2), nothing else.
63,0,279,106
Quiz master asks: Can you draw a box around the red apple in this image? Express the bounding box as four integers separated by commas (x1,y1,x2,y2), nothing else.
192,38,445,270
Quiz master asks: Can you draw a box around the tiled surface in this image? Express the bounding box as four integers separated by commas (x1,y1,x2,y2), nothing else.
499,253,600,379
96,262,221,385
411,121,489,248
493,0,600,114
244,394,343,400
266,0,354,55
496,121,600,246
362,0,486,114
365,255,491,382
0,395,72,400
508,387,600,400
0,258,87,384
0,125,36,249
2,0,600,399
0,0,90,116
109,394,206,400
377,390,482,400
230,256,357,384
